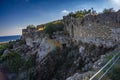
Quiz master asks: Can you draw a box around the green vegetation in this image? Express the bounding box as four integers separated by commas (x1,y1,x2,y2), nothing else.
44,20,64,35
23,54,36,70
109,65,120,80
68,9,91,18
27,25,35,28
106,54,113,61
94,52,119,80
0,50,36,73
0,40,31,73
98,64,120,80
0,41,15,56
49,45,84,79
0,51,22,72
103,8,115,13
0,39,36,80
0,40,25,56
68,8,115,18
16,39,26,45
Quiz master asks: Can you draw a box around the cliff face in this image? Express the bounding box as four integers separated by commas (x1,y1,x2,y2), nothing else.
63,11,120,47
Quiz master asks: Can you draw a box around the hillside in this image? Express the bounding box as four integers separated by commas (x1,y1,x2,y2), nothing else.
0,8,120,80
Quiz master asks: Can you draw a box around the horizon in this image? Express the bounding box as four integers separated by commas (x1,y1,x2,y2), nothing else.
0,0,120,36
0,35,21,37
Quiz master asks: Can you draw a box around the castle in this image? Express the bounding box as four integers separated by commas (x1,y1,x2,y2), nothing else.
63,10,120,47
22,10,120,48
20,9,120,80
22,24,45,47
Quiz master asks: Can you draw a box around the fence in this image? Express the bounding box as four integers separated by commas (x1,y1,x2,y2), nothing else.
89,52,120,80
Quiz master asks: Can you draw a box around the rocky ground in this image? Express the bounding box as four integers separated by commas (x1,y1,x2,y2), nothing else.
0,34,119,80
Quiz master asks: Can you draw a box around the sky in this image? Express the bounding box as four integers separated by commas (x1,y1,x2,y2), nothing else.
0,0,120,36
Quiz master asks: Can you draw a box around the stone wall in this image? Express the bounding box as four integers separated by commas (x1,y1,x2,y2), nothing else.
22,26,44,47
63,11,120,47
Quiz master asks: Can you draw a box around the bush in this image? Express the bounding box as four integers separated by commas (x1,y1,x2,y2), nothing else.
44,21,64,35
16,39,26,45
0,51,23,72
0,51,36,73
68,9,92,18
0,44,10,56
0,40,26,56
75,11,84,18
22,54,36,70
103,8,115,13
27,25,35,28
108,65,120,80
18,68,37,80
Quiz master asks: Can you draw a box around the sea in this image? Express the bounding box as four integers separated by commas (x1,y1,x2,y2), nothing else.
0,35,21,42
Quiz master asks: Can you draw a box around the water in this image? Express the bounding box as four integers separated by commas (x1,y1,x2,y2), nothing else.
0,35,21,42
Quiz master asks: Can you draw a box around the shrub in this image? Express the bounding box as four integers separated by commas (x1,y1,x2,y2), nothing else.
0,44,11,56
18,68,37,80
68,9,92,18
0,49,4,56
16,39,26,45
0,51,23,72
108,65,120,80
27,25,35,28
22,54,36,70
0,51,36,73
0,40,26,55
44,21,64,35
103,8,115,13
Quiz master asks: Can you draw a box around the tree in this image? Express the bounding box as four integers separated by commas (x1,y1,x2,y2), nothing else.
68,9,92,18
44,21,64,35
103,8,115,13
27,25,35,28
68,12,76,17
75,11,84,18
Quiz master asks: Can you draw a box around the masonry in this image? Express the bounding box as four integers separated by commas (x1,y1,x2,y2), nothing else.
22,25,45,47
63,10,120,47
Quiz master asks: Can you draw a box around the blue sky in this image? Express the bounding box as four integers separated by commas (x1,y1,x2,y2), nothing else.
0,0,120,36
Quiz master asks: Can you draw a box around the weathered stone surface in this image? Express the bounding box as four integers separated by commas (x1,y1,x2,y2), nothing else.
3,50,10,56
22,26,44,47
63,11,120,47
66,71,95,80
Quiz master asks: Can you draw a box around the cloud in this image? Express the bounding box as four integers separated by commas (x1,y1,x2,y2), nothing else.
61,10,69,14
109,0,120,9
110,0,120,4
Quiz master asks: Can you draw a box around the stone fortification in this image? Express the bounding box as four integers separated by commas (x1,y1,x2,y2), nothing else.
63,11,120,47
